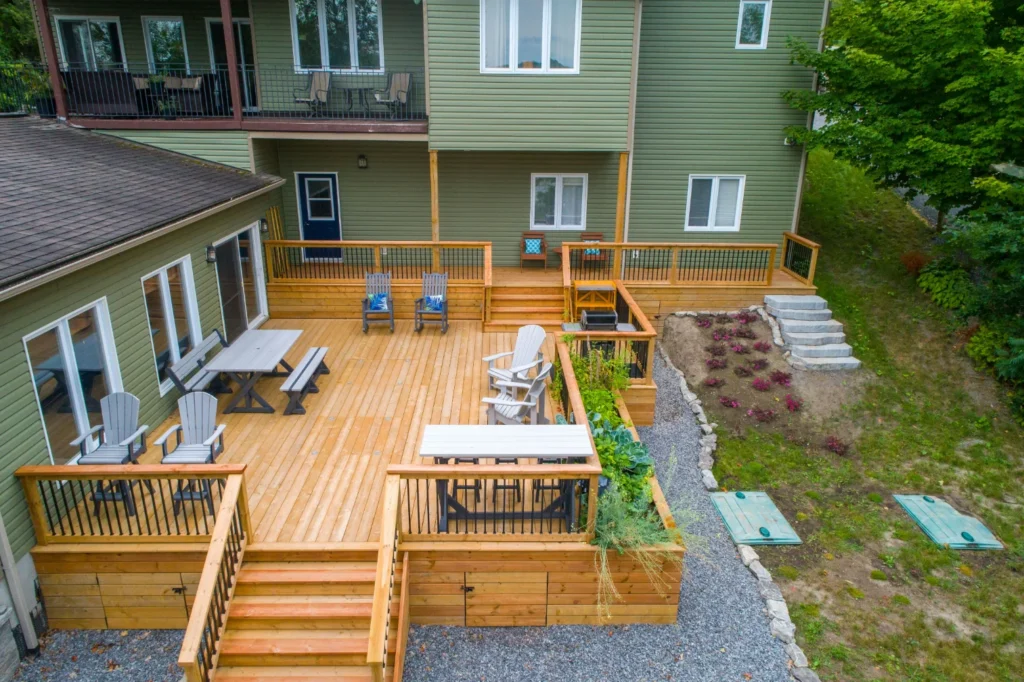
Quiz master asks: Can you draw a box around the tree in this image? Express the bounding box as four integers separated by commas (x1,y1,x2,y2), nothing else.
0,0,40,62
784,0,1024,216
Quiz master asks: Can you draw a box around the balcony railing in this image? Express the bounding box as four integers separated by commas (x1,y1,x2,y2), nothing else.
0,62,52,115
61,63,233,119
242,66,426,121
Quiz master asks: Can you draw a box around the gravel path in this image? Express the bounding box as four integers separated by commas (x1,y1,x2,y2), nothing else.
403,351,791,682
14,628,184,682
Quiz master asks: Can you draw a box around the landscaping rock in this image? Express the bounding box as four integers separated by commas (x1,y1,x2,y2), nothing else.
766,599,790,623
749,561,772,582
700,469,718,490
697,411,709,424
770,618,796,643
700,434,717,448
700,424,714,435
791,667,822,682
698,451,715,470
758,579,784,602
738,545,759,567
784,643,809,668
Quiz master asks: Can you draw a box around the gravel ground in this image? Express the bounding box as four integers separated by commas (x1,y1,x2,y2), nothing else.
403,351,791,682
14,628,184,682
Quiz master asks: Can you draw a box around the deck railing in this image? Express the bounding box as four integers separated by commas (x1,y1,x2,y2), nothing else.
780,232,821,286
264,240,491,284
367,474,401,682
15,464,247,544
179,474,251,682
0,62,46,114
561,242,779,286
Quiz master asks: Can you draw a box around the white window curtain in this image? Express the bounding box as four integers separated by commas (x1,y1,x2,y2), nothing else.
481,0,580,73
685,176,745,231
532,174,588,229
483,0,510,69
291,0,383,71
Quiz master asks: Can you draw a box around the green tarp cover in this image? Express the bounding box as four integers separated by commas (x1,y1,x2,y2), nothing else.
894,495,1003,550
710,491,802,545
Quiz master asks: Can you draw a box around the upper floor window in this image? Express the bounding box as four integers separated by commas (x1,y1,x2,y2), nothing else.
55,16,126,70
481,0,581,74
736,0,771,49
143,17,190,72
685,175,745,231
290,0,384,72
532,174,587,229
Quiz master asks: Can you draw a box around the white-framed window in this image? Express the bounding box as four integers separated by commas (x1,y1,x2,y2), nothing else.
289,0,384,72
684,175,745,231
55,16,127,70
23,299,123,465
735,0,771,49
531,173,587,230
143,16,190,72
305,177,336,220
141,257,202,395
481,0,581,74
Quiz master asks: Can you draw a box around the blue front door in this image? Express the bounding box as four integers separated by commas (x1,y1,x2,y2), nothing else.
297,173,342,259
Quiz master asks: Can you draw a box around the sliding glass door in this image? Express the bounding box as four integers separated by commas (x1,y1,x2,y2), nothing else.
24,300,122,464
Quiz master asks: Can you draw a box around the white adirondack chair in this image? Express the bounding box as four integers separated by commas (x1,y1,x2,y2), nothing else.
154,392,226,515
483,324,546,390
482,362,552,425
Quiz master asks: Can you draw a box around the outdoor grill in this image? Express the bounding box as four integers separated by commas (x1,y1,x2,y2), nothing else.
580,309,618,331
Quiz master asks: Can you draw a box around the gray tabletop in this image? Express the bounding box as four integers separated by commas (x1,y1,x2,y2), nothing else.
203,329,302,373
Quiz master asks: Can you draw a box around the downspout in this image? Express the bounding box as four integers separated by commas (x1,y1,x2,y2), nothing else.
0,512,38,652
621,0,643,243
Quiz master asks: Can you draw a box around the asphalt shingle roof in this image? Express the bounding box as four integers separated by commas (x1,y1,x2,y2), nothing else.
0,117,279,289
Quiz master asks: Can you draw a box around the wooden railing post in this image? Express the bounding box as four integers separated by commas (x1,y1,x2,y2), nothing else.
669,247,680,285
367,475,401,680
263,241,276,282
586,473,599,539
19,478,49,547
765,245,777,286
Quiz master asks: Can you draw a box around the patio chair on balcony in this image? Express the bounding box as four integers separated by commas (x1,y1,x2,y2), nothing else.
362,273,395,333
155,392,226,516
520,231,548,270
414,272,448,334
373,72,411,118
484,324,546,390
482,362,553,425
294,71,332,116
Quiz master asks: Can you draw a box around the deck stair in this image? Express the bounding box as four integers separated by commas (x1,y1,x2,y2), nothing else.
486,283,566,332
764,295,862,370
213,547,401,682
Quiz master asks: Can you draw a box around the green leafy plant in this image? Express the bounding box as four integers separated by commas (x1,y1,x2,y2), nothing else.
995,338,1024,383
589,413,653,508
966,325,1010,370
917,260,974,310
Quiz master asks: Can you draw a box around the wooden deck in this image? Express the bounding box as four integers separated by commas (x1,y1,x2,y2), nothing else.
139,320,556,545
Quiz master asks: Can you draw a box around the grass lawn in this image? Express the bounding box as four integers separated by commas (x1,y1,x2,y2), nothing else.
712,150,1024,682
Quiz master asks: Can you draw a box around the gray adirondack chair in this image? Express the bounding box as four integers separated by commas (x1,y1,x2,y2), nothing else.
414,272,449,334
154,392,226,516
362,273,394,333
482,362,552,425
484,324,546,390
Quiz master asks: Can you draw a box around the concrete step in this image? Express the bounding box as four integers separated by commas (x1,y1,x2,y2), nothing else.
782,330,846,346
776,318,844,334
766,305,832,321
764,294,828,310
791,355,862,371
790,343,853,358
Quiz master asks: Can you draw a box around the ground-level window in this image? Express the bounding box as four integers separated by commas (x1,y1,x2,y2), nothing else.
289,0,384,71
23,299,122,465
685,175,745,231
481,0,581,73
142,256,201,394
214,224,269,343
735,0,771,49
531,173,587,230
55,16,126,70
143,16,190,72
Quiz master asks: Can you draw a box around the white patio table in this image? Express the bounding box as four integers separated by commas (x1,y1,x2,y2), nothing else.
203,329,302,414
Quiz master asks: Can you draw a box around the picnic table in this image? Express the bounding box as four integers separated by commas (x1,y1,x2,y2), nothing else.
419,425,593,532
203,329,302,414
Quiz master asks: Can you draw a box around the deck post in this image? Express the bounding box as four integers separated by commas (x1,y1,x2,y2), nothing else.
430,149,440,271
31,0,68,120
219,0,244,124
613,152,629,277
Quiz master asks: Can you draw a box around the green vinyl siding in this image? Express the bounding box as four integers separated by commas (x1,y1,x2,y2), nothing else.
438,151,619,264
426,0,634,151
99,130,253,170
0,194,275,560
269,140,432,240
627,0,821,248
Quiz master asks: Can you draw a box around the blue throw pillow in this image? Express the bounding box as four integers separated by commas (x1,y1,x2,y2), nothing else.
524,238,542,255
369,293,389,311
425,294,444,312
583,240,601,256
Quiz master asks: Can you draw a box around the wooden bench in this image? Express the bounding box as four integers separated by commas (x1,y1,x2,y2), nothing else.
281,347,330,415
166,330,228,396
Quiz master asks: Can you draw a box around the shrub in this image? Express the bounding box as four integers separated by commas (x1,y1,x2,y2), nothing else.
735,310,759,324
770,370,793,387
965,325,1010,370
712,328,733,342
750,358,769,370
785,394,803,412
917,260,974,310
719,396,741,408
703,377,726,388
731,344,751,355
747,407,777,423
825,436,849,456
732,327,757,340
734,366,753,377
753,341,773,353
752,377,772,392
705,344,728,357
706,358,728,370
696,315,713,328
900,251,931,277
892,594,911,606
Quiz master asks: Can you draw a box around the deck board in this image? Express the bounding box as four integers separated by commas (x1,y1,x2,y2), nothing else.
139,320,556,545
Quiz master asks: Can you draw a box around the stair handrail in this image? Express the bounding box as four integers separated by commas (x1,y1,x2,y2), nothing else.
178,474,251,682
367,474,402,681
